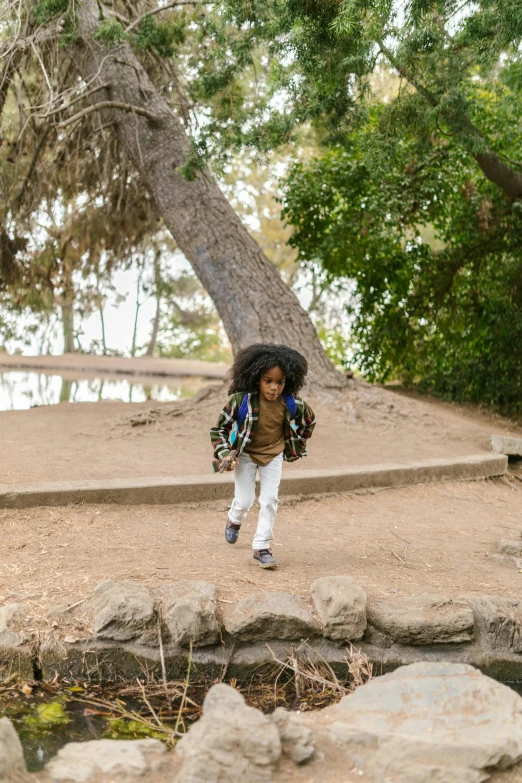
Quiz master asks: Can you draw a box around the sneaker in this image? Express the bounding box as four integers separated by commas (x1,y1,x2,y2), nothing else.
253,549,278,568
225,519,241,544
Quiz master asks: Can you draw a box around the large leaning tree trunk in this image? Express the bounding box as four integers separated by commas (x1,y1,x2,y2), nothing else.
67,1,345,388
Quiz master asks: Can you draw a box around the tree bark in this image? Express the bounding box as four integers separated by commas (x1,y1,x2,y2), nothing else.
131,257,146,357
61,300,75,354
146,249,162,356
69,1,345,387
146,298,160,356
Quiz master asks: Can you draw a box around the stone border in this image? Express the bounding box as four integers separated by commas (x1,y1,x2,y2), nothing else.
1,574,520,685
0,453,507,509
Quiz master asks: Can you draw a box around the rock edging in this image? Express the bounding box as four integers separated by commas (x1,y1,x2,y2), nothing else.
1,574,521,683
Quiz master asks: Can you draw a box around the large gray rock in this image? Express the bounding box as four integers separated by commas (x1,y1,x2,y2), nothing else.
309,576,366,641
0,604,29,648
327,661,522,783
86,581,156,645
175,683,281,782
498,538,522,556
468,595,522,653
0,718,26,781
44,738,170,782
491,434,522,456
367,594,474,645
271,707,315,764
159,581,220,648
224,593,320,642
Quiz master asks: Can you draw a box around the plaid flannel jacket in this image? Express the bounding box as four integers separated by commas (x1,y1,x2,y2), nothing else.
210,391,316,465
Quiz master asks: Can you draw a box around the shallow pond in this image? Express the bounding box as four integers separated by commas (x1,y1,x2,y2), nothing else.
0,370,214,411
0,666,357,772
1,677,521,772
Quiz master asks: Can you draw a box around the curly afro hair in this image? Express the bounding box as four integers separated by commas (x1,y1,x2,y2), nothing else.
228,343,308,395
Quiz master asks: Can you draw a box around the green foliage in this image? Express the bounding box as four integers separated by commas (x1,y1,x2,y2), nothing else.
26,701,70,729
156,271,232,363
32,0,69,26
177,147,206,182
94,20,127,46
315,322,354,372
106,718,164,741
282,81,522,413
32,0,77,44
159,328,232,363
133,15,186,58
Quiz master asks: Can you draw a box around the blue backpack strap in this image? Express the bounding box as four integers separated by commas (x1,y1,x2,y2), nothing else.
283,392,297,420
230,393,249,446
237,393,249,427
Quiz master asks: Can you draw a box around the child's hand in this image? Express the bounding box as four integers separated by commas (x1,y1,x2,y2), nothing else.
223,456,239,472
219,451,238,473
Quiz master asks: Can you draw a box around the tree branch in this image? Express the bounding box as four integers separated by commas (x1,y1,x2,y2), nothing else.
377,40,522,198
58,101,160,128
13,125,51,207
125,0,213,34
39,81,111,118
0,48,23,118
0,20,64,59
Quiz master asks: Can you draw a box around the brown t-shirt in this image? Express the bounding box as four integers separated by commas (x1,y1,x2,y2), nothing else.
245,394,286,466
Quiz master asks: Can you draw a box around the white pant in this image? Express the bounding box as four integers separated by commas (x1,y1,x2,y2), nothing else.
228,452,283,550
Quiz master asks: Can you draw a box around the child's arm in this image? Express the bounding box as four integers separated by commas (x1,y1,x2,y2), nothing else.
210,394,240,466
294,399,316,455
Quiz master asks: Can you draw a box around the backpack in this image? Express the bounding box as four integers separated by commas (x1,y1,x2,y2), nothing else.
230,392,297,446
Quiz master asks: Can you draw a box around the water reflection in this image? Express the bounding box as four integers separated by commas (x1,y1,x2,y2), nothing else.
0,370,212,411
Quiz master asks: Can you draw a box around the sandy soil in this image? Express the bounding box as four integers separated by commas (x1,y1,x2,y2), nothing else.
1,478,520,610
2,378,521,487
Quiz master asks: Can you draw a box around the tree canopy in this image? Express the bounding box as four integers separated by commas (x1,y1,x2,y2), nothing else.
2,0,522,406
188,0,522,412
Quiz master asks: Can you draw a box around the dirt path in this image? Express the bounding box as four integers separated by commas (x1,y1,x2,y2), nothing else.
2,379,521,487
0,352,229,379
1,478,520,610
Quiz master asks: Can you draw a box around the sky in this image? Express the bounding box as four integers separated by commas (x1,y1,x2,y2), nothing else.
3,255,192,357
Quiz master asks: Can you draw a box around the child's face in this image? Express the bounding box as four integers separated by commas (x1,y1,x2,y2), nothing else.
259,365,286,401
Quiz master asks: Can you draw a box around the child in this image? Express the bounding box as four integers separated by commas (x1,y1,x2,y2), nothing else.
210,343,316,569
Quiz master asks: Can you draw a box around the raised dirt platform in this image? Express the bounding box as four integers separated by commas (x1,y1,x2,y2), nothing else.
1,374,521,489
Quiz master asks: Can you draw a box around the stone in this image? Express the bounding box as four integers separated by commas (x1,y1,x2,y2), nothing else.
175,683,281,782
366,594,474,645
44,738,170,782
0,718,26,780
85,581,156,645
271,707,315,764
224,593,320,642
491,434,522,456
468,595,522,653
0,604,30,648
159,581,220,648
498,538,522,556
309,576,367,641
485,553,520,570
327,661,522,783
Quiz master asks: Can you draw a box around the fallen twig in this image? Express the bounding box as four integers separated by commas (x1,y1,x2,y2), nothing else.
157,612,168,694
266,644,348,696
175,643,193,734
388,528,411,561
